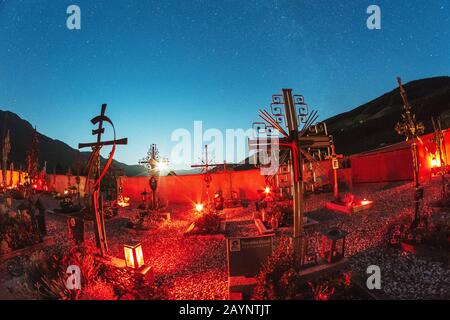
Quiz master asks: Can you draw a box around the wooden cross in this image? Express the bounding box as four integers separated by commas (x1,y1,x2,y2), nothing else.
78,103,128,256
249,89,332,263
395,77,425,228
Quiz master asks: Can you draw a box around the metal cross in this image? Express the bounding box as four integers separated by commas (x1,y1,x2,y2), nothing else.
432,116,447,199
249,89,332,264
139,144,168,210
191,145,234,206
395,77,425,228
78,103,128,256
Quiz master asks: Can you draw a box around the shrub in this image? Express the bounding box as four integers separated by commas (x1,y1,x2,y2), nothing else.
186,212,222,235
0,212,40,253
16,243,166,300
252,238,356,300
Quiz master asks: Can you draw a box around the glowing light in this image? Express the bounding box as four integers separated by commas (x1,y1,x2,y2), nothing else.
429,154,441,169
195,203,204,212
63,189,69,195
264,186,271,195
124,242,145,269
117,195,131,208
360,199,373,206
156,160,168,171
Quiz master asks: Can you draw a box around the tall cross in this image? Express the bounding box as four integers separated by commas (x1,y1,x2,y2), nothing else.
78,103,128,256
431,116,447,198
191,145,233,206
139,144,168,210
395,77,425,228
249,89,332,263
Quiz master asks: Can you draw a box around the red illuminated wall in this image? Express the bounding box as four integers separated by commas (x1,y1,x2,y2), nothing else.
0,170,89,195
121,129,450,203
350,129,450,183
121,169,266,204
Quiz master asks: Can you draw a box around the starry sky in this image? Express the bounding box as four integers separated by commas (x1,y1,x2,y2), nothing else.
0,0,449,169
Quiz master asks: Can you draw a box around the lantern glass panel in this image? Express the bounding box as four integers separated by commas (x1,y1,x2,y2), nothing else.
135,245,144,269
124,245,135,269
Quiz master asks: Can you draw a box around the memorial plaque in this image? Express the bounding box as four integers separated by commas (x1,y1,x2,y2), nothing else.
227,235,273,277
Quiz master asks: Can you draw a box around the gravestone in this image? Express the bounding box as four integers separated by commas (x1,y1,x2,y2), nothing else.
227,235,273,299
227,235,273,277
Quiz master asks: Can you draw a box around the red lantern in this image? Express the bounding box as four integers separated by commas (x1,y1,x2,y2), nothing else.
124,241,145,269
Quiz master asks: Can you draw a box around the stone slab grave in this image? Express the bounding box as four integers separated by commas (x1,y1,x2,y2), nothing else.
226,235,273,300
255,216,320,235
0,236,55,263
325,200,374,214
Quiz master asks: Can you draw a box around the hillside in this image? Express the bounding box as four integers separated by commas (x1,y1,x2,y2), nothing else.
326,76,450,154
0,110,145,176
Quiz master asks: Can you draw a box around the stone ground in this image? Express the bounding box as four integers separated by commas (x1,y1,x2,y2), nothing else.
0,177,449,300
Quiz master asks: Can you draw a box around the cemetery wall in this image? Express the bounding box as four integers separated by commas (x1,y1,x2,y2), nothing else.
0,171,89,196
0,170,27,187
121,169,266,204
350,129,450,183
45,174,90,196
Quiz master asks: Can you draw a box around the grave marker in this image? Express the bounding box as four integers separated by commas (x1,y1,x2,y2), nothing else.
78,103,128,256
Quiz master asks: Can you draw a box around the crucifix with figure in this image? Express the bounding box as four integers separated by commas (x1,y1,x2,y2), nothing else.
249,89,332,264
78,103,128,256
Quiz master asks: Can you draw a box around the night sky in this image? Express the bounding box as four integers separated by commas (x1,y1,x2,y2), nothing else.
0,0,449,169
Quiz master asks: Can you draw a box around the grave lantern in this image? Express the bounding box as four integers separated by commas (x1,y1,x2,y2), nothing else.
124,241,145,269
321,227,348,264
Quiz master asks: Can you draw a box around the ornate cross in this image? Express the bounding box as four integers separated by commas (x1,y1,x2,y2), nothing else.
139,144,168,210
78,103,128,256
249,89,332,263
395,77,425,228
191,145,232,206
